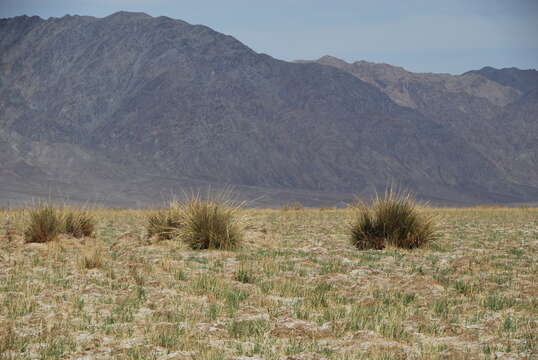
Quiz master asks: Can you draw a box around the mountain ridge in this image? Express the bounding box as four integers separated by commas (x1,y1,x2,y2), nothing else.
1,12,537,206
464,66,538,93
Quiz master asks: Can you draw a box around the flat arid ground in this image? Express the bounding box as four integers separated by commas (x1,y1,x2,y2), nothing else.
1,207,537,359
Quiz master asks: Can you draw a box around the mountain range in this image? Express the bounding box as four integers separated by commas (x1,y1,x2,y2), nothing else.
1,12,537,206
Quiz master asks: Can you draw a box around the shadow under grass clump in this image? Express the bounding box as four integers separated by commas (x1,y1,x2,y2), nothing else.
350,189,438,250
24,203,63,243
173,192,244,250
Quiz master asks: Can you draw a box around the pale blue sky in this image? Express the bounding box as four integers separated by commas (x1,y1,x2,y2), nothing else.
2,0,537,74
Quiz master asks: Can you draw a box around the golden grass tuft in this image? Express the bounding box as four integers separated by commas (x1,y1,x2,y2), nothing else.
63,209,95,238
281,202,304,211
146,205,182,240
23,203,63,243
78,242,105,269
350,188,438,250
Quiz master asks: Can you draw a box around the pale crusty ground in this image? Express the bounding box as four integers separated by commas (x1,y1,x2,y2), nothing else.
0,207,537,359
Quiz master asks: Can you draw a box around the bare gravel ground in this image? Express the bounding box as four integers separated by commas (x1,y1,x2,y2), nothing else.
1,207,537,359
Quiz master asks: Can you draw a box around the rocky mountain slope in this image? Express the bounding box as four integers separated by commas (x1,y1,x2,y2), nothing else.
464,66,538,94
1,12,537,206
301,56,538,201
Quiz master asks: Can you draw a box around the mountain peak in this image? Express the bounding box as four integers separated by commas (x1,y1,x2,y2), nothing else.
478,66,497,72
316,55,350,66
105,11,152,20
317,55,348,64
465,66,538,93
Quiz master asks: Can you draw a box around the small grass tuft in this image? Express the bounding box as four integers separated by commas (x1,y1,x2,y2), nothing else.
24,203,63,243
63,209,95,238
281,202,304,211
78,242,105,269
147,204,182,240
234,264,256,284
350,188,437,250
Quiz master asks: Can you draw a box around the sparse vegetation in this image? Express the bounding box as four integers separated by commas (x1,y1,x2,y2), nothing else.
350,189,437,250
23,203,63,243
1,206,537,359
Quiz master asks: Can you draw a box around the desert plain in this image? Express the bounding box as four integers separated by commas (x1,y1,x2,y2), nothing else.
1,206,537,359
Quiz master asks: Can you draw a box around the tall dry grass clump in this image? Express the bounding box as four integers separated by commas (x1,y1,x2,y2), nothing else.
63,209,95,238
24,203,63,243
173,191,244,250
350,188,437,250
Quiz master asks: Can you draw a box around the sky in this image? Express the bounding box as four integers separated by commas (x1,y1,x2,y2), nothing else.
1,0,537,74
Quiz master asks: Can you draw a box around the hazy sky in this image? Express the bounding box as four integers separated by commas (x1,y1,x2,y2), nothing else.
2,0,537,74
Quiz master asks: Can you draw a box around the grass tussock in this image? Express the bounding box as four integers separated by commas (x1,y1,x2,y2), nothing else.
24,203,63,243
234,264,256,284
24,204,96,242
172,191,244,250
63,209,95,238
350,188,437,250
147,205,182,240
